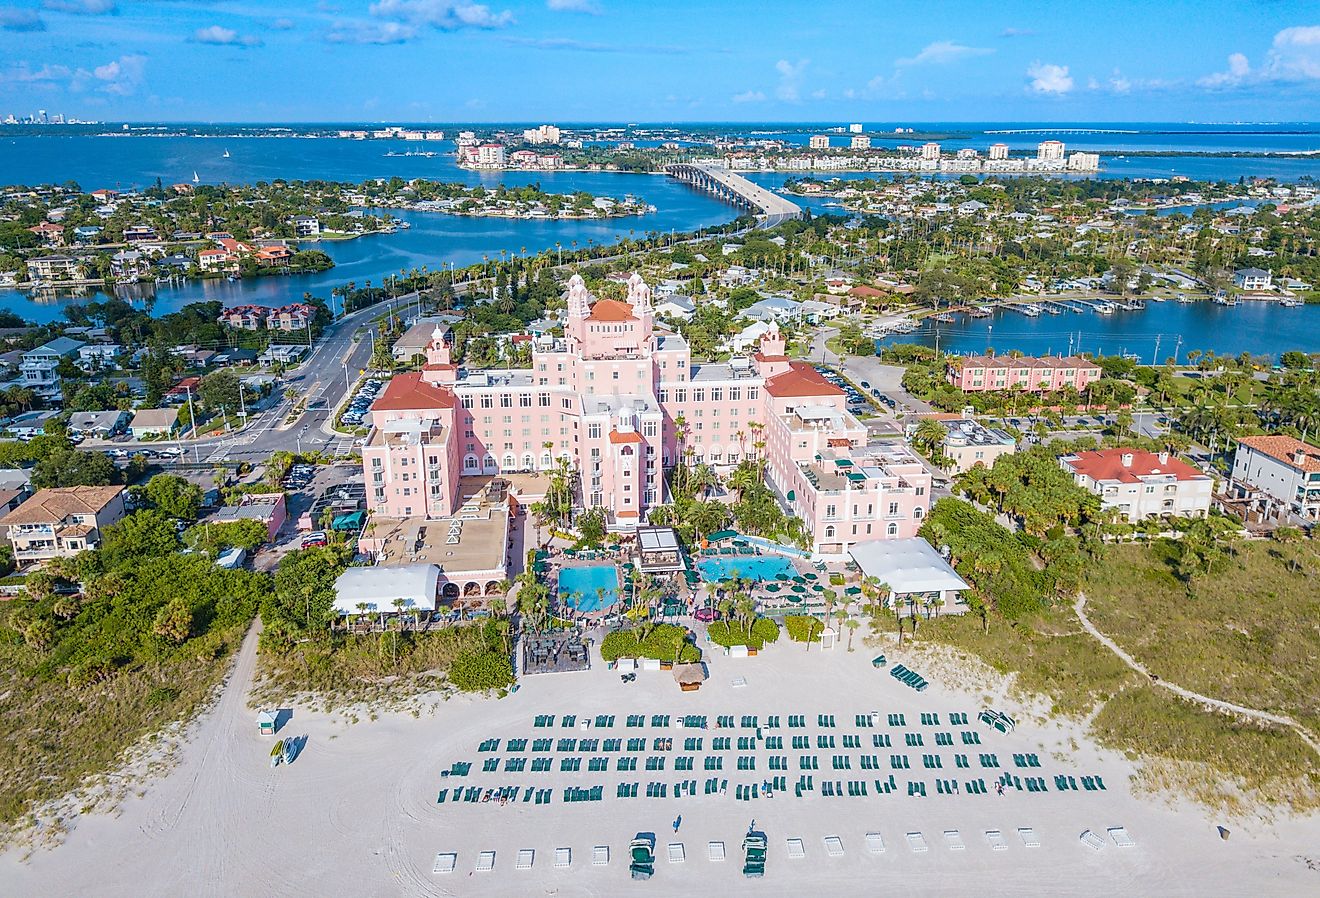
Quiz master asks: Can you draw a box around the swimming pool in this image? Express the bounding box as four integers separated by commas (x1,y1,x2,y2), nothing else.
558,564,620,613
698,555,796,583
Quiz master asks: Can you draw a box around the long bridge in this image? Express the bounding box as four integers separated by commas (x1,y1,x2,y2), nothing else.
665,163,801,228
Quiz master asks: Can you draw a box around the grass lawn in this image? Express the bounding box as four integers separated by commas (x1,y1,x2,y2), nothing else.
916,537,1320,811
1084,540,1320,741
0,623,247,828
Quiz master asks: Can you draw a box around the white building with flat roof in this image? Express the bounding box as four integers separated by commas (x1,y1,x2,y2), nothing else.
333,564,440,616
1037,140,1065,162
849,537,970,618
988,143,1009,160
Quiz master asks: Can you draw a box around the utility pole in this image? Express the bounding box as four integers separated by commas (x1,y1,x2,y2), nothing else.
1173,335,1182,365
1152,334,1161,366
344,361,351,395
185,384,198,441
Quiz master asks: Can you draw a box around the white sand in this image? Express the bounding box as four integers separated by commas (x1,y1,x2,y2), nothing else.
3,624,1319,897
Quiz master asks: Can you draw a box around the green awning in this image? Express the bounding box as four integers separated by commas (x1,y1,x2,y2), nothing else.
785,490,795,501
707,530,738,542
834,458,853,468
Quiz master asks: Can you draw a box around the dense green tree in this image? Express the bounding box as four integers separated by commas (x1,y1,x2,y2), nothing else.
31,447,120,490
144,474,203,520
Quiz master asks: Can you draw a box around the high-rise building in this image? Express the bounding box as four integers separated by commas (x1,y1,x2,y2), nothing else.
37,110,48,124
988,143,1009,160
1037,140,1065,162
1067,152,1100,171
919,142,941,161
850,135,871,150
808,135,830,149
522,124,561,145
848,123,863,133
956,148,979,160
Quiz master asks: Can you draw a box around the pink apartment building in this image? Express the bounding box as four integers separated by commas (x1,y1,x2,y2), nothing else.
947,354,1102,393
361,274,930,553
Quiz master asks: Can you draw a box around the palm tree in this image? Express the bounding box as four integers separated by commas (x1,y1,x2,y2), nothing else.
845,617,860,652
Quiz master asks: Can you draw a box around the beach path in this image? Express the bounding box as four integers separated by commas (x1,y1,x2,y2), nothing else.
1073,593,1320,758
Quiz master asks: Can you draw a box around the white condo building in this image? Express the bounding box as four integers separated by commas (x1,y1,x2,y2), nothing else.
1037,140,1066,163
988,143,1009,160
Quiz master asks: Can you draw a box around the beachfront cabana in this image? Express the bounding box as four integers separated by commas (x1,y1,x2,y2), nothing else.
636,526,686,574
848,538,971,617
673,663,706,692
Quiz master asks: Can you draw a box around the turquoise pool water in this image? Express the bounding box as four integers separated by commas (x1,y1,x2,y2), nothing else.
698,555,796,583
558,564,620,612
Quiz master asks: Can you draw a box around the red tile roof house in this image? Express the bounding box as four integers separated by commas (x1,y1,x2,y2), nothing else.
948,354,1101,393
1060,448,1213,522
266,303,315,331
28,222,65,246
255,246,293,267
1230,434,1320,521
219,305,266,330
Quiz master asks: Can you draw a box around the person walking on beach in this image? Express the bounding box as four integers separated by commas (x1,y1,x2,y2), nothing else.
673,815,682,833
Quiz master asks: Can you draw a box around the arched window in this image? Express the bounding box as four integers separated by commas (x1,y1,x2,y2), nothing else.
887,523,898,536
463,454,480,472
824,525,835,539
522,453,535,471
540,451,552,469
482,454,497,473
502,453,516,470
913,506,923,520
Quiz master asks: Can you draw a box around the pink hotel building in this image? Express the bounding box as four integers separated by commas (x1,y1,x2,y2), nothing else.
362,274,931,554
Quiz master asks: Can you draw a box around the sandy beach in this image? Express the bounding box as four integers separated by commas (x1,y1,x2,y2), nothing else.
3,622,1318,898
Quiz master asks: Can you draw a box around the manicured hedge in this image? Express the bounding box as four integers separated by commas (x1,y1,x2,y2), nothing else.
784,615,824,643
601,624,701,663
707,617,781,650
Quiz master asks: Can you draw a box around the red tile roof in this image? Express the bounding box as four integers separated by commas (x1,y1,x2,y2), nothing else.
1063,448,1206,484
609,430,643,444
1237,435,1320,473
587,299,636,322
371,372,455,412
763,362,845,399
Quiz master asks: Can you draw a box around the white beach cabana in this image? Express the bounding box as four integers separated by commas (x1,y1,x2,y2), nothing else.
848,537,970,617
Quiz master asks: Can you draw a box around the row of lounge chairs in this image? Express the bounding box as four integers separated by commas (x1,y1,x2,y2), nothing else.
527,710,986,731
890,663,929,692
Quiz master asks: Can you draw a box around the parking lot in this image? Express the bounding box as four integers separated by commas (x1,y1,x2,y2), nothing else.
338,376,386,429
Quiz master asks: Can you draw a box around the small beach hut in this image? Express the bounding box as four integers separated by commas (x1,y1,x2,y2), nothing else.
673,663,706,692
256,710,277,735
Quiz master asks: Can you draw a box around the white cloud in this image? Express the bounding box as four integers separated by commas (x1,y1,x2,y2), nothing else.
1000,27,1034,38
369,0,514,30
1026,61,1073,94
327,19,415,43
272,18,296,30
775,57,808,101
192,25,263,48
896,40,992,66
731,89,766,103
1199,51,1250,87
41,0,115,13
0,7,46,31
1263,25,1320,80
547,0,599,12
0,61,72,84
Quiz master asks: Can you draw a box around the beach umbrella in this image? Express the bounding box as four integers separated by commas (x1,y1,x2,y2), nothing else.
775,573,789,581
845,586,862,595
792,584,806,593
792,576,806,583
787,595,802,604
803,572,818,580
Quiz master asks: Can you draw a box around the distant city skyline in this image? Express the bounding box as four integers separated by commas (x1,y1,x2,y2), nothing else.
0,1,1317,122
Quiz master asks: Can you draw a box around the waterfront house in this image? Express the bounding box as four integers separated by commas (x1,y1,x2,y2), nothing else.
1230,435,1320,522
77,343,121,371
255,246,293,268
1233,267,1272,291
0,485,126,567
198,249,239,273
1060,448,1212,522
110,250,148,280
27,255,81,281
291,215,321,237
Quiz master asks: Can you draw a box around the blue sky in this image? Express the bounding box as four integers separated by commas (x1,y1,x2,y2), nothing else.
0,0,1318,122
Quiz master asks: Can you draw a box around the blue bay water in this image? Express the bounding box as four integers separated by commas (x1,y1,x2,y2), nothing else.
880,301,1320,361
1,128,1318,362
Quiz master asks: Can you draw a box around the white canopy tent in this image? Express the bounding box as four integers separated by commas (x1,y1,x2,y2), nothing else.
848,538,970,617
333,564,440,616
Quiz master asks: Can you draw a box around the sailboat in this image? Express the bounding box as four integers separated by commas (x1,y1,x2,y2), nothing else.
223,148,230,158
192,170,199,184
